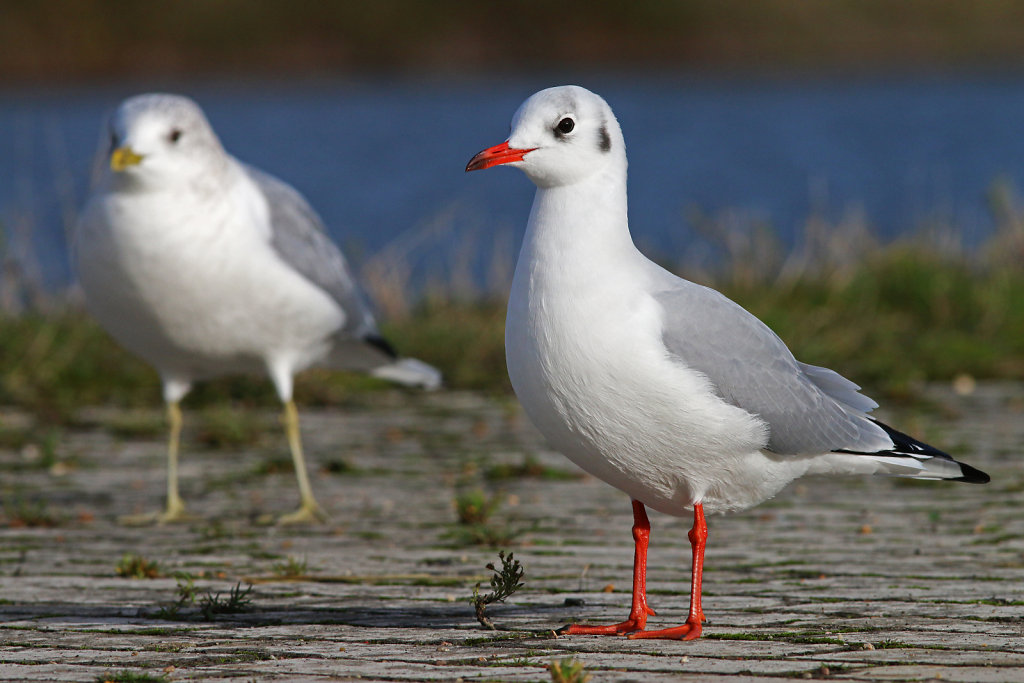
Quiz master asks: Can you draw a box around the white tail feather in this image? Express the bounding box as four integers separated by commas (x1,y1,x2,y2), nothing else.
371,358,442,390
866,453,964,480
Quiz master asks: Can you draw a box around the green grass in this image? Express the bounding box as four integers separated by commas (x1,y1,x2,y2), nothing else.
198,582,254,620
272,556,308,578
549,656,592,683
3,222,1024,423
483,455,584,482
382,299,510,392
447,489,523,547
720,247,1024,395
96,672,170,683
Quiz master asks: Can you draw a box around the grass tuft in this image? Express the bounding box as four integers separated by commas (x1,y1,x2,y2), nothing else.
448,490,522,547
115,553,161,579
199,582,254,619
549,656,592,683
272,556,308,578
97,671,170,683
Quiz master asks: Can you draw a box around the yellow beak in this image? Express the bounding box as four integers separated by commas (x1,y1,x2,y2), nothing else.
110,146,144,171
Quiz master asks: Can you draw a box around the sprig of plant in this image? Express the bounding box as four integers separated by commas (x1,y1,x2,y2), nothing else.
199,582,253,620
549,657,591,683
470,550,524,630
155,572,198,619
272,555,308,578
115,553,161,579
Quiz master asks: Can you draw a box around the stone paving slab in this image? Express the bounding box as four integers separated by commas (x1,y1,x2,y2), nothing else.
0,383,1021,681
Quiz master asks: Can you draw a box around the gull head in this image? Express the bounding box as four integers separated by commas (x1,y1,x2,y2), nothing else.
106,93,225,189
466,85,625,188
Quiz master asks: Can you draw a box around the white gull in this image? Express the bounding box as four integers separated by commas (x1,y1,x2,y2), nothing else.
75,93,440,525
466,85,988,640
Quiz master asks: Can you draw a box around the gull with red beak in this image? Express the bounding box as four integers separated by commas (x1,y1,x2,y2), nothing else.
75,93,441,525
466,85,989,640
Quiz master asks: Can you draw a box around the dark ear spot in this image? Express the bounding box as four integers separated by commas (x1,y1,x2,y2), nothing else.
599,124,611,153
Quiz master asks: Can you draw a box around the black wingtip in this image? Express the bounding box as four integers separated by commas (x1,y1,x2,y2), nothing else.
868,418,990,484
952,462,991,484
364,333,398,360
869,418,952,459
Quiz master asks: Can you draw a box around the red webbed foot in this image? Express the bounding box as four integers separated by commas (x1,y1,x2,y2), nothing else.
628,616,703,640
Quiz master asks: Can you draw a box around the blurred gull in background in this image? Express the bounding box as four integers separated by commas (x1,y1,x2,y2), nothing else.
74,93,440,525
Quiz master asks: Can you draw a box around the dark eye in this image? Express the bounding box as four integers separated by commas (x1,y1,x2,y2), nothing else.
168,128,183,143
555,117,575,135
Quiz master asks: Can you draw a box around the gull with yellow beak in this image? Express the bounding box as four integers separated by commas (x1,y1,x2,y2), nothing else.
75,93,440,524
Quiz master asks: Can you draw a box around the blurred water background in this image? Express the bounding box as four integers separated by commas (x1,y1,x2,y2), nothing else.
4,1,1024,405
4,73,1024,295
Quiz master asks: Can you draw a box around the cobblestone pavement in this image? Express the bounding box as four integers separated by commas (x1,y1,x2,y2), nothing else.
0,384,1021,682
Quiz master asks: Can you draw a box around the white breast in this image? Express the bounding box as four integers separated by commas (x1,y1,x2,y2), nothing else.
74,169,343,381
505,189,805,516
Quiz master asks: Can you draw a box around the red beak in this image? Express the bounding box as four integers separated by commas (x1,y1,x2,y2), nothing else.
465,141,536,172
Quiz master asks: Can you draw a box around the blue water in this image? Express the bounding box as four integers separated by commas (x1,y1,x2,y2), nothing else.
3,73,1024,290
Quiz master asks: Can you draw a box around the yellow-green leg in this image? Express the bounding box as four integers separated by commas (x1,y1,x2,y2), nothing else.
277,400,328,524
160,400,188,522
120,400,191,525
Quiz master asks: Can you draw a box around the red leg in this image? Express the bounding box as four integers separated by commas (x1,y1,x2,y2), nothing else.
629,503,707,640
559,500,657,635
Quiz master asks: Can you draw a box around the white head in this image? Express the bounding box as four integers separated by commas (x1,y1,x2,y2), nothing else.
105,93,227,190
466,85,626,188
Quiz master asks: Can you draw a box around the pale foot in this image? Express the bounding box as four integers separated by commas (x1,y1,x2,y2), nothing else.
277,500,329,525
119,499,195,526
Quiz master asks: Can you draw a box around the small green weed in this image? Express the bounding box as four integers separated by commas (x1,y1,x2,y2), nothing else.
155,572,199,620
272,555,308,578
455,489,502,525
115,553,161,579
484,455,582,482
3,496,59,527
252,455,294,475
876,638,907,649
470,550,524,630
323,458,360,474
448,489,522,546
549,656,592,683
199,582,254,619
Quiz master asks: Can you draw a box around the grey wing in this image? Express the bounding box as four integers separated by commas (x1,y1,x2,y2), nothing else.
653,281,893,455
245,164,379,340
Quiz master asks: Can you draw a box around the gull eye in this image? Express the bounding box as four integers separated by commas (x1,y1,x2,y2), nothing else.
555,117,575,135
168,128,183,144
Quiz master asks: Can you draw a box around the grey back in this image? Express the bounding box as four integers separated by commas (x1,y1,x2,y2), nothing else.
245,165,379,340
654,282,892,456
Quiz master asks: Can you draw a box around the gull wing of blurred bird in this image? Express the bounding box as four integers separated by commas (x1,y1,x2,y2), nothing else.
246,164,442,387
74,93,440,525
